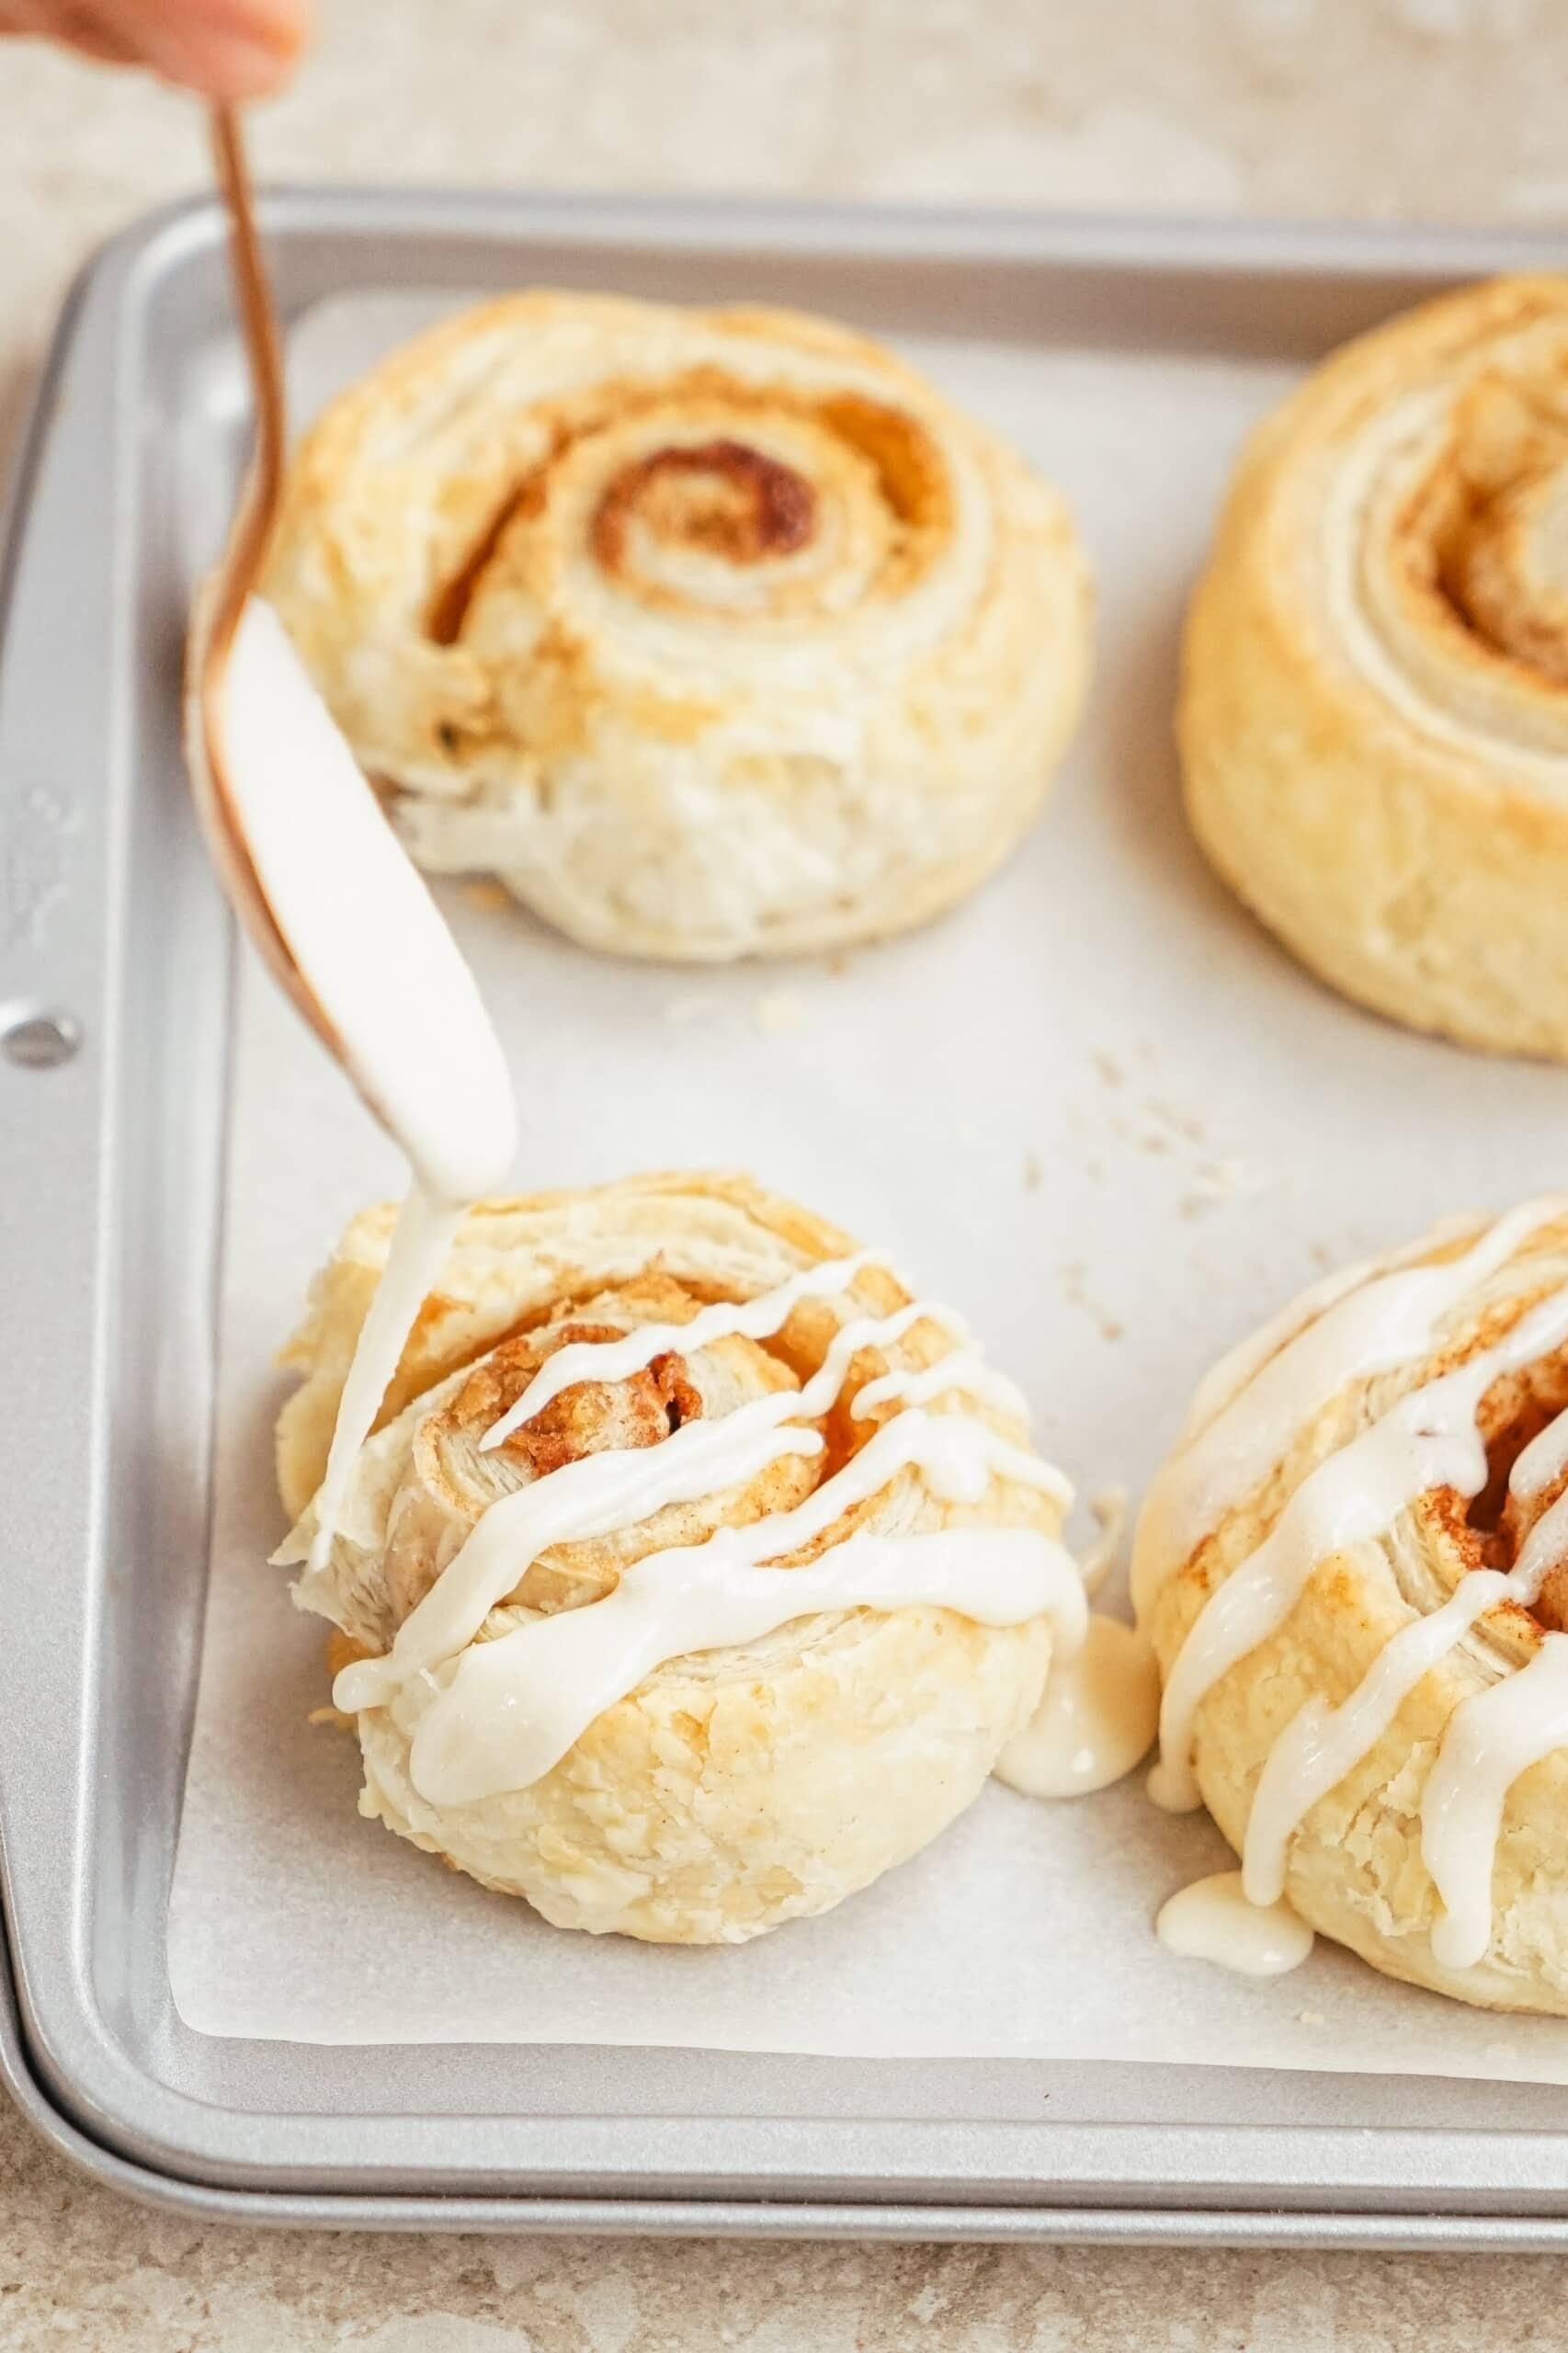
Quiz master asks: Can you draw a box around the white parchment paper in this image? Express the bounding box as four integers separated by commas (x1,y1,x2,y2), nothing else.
167,291,1568,2077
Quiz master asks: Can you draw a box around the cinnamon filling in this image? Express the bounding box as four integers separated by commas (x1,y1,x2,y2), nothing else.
592,439,817,572
1398,374,1568,686
1437,1357,1568,1628
426,483,540,646
419,372,950,653
452,1322,704,1480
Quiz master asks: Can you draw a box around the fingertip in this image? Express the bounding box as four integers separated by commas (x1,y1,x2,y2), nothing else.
140,0,309,99
195,29,298,97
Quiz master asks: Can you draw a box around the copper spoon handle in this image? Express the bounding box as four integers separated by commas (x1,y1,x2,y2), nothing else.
203,101,288,665
189,103,346,1066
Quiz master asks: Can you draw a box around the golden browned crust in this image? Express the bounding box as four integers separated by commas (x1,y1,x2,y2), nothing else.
1182,274,1568,1061
276,1170,1063,1943
262,290,1092,961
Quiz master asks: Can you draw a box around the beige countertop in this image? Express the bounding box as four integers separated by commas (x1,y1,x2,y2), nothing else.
5,0,1568,2341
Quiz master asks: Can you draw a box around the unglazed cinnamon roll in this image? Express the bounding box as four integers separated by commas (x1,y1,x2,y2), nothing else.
1182,276,1568,1060
275,1172,1085,1943
1135,1193,1568,2014
262,292,1091,961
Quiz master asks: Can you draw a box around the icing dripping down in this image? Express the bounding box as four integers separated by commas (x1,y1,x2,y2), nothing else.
994,1611,1158,1800
306,1186,462,1579
1155,1871,1314,1979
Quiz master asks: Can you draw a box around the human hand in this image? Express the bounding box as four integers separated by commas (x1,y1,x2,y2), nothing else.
0,0,306,97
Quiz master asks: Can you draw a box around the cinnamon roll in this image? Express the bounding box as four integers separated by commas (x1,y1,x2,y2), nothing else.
1182,276,1568,1060
263,292,1091,961
1136,1194,1568,2013
276,1172,1085,1943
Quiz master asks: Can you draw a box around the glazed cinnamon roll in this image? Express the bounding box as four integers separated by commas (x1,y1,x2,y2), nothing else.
1136,1194,1568,2013
263,292,1091,961
1182,276,1568,1060
276,1172,1085,1943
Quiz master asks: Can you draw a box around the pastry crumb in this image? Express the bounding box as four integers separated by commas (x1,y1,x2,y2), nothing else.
1178,1156,1276,1220
1147,1097,1206,1144
460,879,513,914
1296,2008,1325,2028
1023,1151,1043,1192
1091,1049,1124,1089
307,1703,358,1732
1061,1260,1125,1345
753,988,809,1035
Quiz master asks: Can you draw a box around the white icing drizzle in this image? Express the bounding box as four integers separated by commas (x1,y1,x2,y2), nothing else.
336,1407,824,1711
853,1344,1028,1424
1242,1578,1500,1908
414,1524,1082,1808
994,1612,1158,1800
1155,1871,1315,1979
341,1290,1069,1711
335,1265,1082,1804
1153,1271,1568,1815
479,1249,889,1451
1132,1199,1564,1621
1422,1638,1568,1970
1153,1359,1493,1813
1145,1195,1568,1978
1510,1404,1568,1503
1517,1482,1568,1593
1249,1471,1568,1959
1176,1248,1414,1451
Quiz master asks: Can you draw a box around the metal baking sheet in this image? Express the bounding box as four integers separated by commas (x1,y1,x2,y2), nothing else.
12,188,1568,2237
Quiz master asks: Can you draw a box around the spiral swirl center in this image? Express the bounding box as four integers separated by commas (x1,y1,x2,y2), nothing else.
1396,373,1568,689
594,439,817,572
